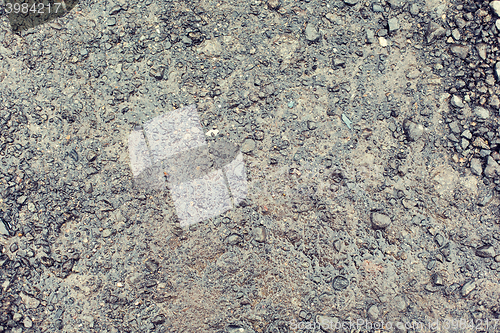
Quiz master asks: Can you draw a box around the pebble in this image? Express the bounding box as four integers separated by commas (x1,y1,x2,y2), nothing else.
379,37,388,47
366,29,375,44
461,130,472,140
267,0,281,10
388,18,399,32
24,317,33,328
450,45,469,59
241,139,256,153
227,234,242,245
0,221,8,236
409,3,419,15
332,275,349,290
470,158,483,176
367,305,379,320
371,212,392,229
254,226,266,243
484,156,500,178
343,0,358,5
403,119,424,141
474,106,490,120
476,43,487,60
476,244,495,258
10,243,18,252
461,280,476,297
490,1,500,17
316,315,338,332
495,62,500,82
450,95,464,108
426,22,446,44
305,23,320,42
102,229,113,238
490,95,500,109
452,29,460,40
495,255,500,263
372,4,384,12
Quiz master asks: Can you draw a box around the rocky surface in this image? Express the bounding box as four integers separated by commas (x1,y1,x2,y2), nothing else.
0,0,500,332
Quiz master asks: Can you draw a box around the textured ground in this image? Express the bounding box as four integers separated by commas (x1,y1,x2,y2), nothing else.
1,0,500,332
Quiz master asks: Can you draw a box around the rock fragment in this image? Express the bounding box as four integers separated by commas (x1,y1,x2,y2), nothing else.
371,212,392,229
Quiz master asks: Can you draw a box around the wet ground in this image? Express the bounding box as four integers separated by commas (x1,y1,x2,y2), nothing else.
1,0,500,332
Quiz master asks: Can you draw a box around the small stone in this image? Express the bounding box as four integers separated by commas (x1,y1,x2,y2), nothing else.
151,315,166,325
366,29,375,44
13,313,22,322
368,305,379,320
332,275,349,290
461,138,469,150
461,280,476,297
254,226,266,243
497,19,500,31
494,255,500,263
316,315,339,332
450,45,469,59
0,221,8,236
372,4,384,12
490,95,500,109
474,106,490,120
490,1,500,17
484,156,500,178
472,137,490,149
476,244,495,258
149,66,166,80
87,151,98,162
343,0,358,5
379,37,388,47
452,29,460,40
10,243,18,252
403,119,424,141
476,43,487,60
371,212,392,229
20,292,40,309
241,139,256,153
461,130,472,140
267,0,281,10
432,273,444,286
388,17,399,32
227,234,242,245
409,3,419,15
17,196,27,204
470,158,483,176
450,95,464,108
426,22,446,44
102,229,113,238
23,317,32,328
305,23,320,42
495,62,500,82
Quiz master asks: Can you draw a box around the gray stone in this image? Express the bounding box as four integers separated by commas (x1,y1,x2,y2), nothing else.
476,244,495,258
461,130,472,140
227,234,242,245
387,0,404,9
474,106,490,120
13,313,22,321
316,315,339,332
495,62,500,82
0,220,8,236
366,29,376,44
450,95,464,108
450,45,469,59
451,29,460,40
372,4,384,12
497,19,500,31
484,156,500,178
344,0,358,5
490,1,500,17
23,316,33,328
461,138,469,150
470,158,483,176
267,0,281,10
371,212,392,229
476,43,487,60
241,139,256,153
426,22,446,44
403,119,424,141
409,3,419,15
489,95,500,109
20,292,40,309
102,229,113,238
461,280,476,297
388,17,399,32
368,304,380,320
305,23,320,42
254,226,266,242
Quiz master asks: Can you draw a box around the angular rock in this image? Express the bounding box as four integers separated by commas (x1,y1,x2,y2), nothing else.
241,139,256,153
474,106,490,120
476,43,487,60
490,1,500,17
470,158,483,176
366,29,375,44
490,95,500,109
388,17,399,32
368,305,379,320
450,45,469,59
495,62,500,82
409,3,419,15
267,0,281,10
371,212,392,229
305,23,320,42
484,156,500,178
426,22,446,44
254,226,266,243
450,95,464,108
